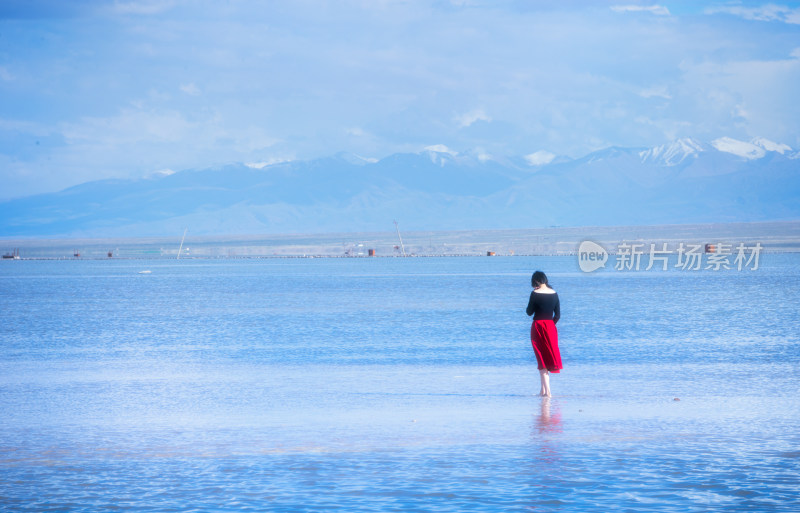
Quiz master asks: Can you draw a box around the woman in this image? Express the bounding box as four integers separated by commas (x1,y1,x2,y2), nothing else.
525,271,562,397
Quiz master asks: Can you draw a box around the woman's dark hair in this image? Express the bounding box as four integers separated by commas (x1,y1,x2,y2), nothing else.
531,270,549,288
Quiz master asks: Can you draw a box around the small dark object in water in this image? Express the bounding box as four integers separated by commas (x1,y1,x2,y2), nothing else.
673,397,680,401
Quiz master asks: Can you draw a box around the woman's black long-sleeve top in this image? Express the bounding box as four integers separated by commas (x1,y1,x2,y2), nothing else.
526,291,560,324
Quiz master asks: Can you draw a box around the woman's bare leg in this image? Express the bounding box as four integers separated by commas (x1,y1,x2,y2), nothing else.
539,369,551,397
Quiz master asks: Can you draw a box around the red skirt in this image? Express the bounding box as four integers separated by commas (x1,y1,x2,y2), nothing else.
531,320,562,373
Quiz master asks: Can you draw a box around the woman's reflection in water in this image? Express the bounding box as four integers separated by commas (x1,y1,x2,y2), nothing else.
535,397,562,434
530,397,563,470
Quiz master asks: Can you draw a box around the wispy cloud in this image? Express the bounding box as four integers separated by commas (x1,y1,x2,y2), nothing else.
455,109,491,128
62,108,193,144
113,0,176,15
705,4,800,24
424,144,458,155
146,168,175,177
524,150,556,166
346,127,367,137
611,4,671,16
0,117,54,137
639,85,672,99
2,1,800,198
179,83,200,96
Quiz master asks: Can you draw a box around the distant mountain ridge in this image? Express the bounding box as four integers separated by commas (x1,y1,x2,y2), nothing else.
1,137,798,237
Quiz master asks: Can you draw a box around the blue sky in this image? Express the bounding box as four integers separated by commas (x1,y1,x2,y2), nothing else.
1,0,799,198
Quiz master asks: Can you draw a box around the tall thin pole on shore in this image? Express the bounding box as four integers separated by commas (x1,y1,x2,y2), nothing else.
393,220,407,257
177,228,187,260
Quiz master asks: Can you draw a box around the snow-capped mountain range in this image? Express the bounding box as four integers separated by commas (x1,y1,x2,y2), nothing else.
1,137,798,237
640,137,796,166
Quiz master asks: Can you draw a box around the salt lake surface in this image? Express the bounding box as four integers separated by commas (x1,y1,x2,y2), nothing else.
1,255,799,511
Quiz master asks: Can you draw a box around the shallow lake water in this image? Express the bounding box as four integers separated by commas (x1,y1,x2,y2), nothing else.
1,254,799,511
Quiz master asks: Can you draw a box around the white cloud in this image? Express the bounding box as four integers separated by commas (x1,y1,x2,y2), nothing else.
113,0,177,15
0,118,53,137
705,4,800,24
424,144,458,155
455,109,491,128
0,67,14,81
180,83,201,96
611,5,670,16
62,109,193,144
639,85,672,99
5,1,800,197
147,168,175,177
675,48,800,141
346,127,367,136
524,150,556,166
61,107,280,156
